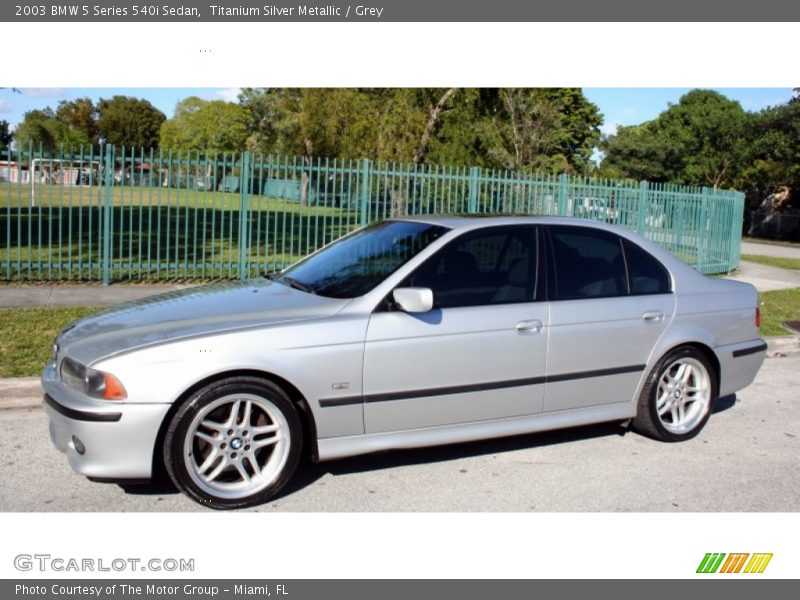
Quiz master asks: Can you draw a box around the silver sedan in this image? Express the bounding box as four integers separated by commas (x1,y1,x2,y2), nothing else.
43,216,767,509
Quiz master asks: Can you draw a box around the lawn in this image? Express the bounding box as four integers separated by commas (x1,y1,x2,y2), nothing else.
0,306,102,377
758,288,800,337
741,254,800,271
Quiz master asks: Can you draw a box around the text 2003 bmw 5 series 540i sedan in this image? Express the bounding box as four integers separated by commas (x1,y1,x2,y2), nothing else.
43,216,767,509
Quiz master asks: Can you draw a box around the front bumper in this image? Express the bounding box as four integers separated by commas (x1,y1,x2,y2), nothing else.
42,365,171,479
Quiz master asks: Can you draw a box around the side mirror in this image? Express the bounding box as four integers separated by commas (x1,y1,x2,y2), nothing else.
392,287,434,313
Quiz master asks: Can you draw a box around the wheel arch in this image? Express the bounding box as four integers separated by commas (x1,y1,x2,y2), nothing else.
646,322,721,385
631,332,723,422
151,369,319,482
647,340,720,390
677,341,720,388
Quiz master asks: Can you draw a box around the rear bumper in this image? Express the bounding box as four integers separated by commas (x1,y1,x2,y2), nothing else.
715,339,767,398
42,365,170,479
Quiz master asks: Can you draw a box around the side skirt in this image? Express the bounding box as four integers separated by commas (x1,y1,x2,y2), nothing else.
316,402,636,461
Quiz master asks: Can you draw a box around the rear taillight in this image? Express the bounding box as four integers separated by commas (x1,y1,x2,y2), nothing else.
755,307,761,328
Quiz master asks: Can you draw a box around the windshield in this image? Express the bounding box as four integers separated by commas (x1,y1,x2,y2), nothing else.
275,221,449,298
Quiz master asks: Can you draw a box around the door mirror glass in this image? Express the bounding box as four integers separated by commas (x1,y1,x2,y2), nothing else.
393,288,434,313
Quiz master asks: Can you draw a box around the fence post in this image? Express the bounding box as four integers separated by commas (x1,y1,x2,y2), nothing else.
102,144,114,285
558,173,569,216
238,151,251,280
468,166,480,214
359,158,371,226
637,180,648,235
699,187,710,273
729,191,745,273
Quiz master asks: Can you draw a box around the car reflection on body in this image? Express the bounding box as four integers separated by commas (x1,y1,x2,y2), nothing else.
43,216,767,509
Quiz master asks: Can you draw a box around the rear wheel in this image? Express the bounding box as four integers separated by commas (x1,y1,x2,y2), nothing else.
164,377,303,509
632,347,717,442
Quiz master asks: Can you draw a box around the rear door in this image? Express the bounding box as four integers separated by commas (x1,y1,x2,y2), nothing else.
543,225,675,412
363,225,549,433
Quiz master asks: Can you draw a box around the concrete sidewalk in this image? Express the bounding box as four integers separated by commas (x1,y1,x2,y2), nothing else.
725,260,800,291
742,240,800,259
0,283,197,308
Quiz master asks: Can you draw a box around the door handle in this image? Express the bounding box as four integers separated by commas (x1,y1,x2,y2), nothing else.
642,311,665,322
515,319,543,334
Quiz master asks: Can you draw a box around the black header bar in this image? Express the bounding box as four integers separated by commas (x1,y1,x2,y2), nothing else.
3,0,800,22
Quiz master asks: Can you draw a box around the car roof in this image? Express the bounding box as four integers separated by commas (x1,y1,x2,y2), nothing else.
393,214,623,232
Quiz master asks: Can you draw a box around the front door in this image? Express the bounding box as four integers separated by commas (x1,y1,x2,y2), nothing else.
363,225,549,433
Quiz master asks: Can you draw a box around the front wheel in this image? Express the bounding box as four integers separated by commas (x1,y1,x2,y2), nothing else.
164,377,303,509
632,347,717,442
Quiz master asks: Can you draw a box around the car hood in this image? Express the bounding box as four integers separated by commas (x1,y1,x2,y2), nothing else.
57,278,351,365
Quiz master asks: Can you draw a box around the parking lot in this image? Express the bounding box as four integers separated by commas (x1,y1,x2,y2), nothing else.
1,354,798,512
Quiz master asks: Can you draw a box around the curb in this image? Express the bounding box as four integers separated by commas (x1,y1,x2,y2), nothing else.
2,335,798,411
0,377,42,410
766,335,800,358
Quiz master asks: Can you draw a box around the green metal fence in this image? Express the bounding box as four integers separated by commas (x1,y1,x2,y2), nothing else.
0,144,745,283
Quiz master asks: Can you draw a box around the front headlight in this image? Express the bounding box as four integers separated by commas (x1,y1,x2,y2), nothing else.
60,357,127,400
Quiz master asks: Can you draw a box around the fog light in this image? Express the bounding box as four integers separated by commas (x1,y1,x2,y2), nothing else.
71,435,86,455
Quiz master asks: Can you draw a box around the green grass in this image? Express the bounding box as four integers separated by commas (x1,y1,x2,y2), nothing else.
759,288,800,337
0,306,102,377
0,183,352,215
741,254,800,271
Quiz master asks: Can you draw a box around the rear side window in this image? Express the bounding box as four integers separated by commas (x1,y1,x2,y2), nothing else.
548,227,628,300
623,239,671,295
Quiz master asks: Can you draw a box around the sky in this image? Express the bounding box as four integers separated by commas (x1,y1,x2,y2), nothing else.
1,86,796,136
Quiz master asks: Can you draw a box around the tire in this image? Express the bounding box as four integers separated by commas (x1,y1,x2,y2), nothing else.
632,346,718,442
164,376,303,509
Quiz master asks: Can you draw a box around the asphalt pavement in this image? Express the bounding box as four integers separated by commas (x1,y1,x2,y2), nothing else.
1,354,798,512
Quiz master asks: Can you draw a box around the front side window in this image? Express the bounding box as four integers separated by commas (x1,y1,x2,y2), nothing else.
278,220,449,298
400,226,538,309
548,226,628,300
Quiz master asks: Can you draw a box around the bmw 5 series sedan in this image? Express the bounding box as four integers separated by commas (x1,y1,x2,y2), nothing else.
43,216,767,509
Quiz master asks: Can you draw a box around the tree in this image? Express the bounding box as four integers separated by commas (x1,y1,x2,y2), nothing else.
240,88,383,158
540,88,603,173
0,120,12,149
601,90,749,188
483,88,566,172
463,88,602,174
96,96,165,148
598,121,681,182
160,97,250,153
738,98,800,206
13,108,91,151
56,97,98,145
